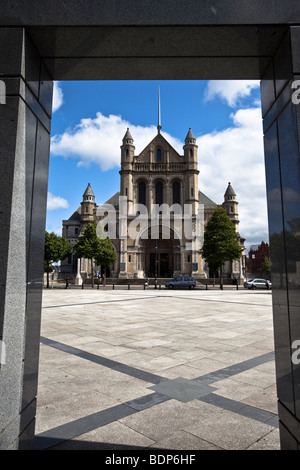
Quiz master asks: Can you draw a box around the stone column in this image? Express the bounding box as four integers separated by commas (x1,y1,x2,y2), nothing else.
75,258,82,285
261,26,300,449
0,29,53,450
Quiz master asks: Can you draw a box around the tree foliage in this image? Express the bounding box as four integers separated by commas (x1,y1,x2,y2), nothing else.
44,231,71,288
201,206,242,287
74,222,116,287
260,256,271,277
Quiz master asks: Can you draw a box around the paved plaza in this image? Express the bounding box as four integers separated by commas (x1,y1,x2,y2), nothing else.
35,286,280,450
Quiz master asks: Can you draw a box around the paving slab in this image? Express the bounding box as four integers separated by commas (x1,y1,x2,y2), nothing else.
35,288,280,450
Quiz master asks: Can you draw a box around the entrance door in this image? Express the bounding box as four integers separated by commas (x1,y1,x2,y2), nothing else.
148,252,170,277
160,253,169,277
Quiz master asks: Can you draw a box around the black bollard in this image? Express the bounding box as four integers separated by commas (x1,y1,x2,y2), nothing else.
113,283,115,290
82,283,84,289
65,278,69,289
128,283,130,290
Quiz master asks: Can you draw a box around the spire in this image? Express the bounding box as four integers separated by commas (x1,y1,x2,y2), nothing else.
185,127,196,145
224,182,236,197
122,127,134,145
157,87,162,134
83,182,94,198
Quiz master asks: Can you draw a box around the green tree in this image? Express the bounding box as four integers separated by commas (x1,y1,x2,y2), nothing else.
95,237,117,284
260,256,271,277
74,222,116,287
201,206,242,289
44,231,71,288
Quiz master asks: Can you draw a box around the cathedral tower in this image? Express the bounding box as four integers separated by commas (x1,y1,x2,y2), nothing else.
222,182,239,232
183,128,199,215
80,183,96,226
120,128,135,213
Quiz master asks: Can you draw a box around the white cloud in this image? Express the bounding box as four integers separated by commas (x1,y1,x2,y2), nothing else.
204,80,260,107
50,112,182,171
47,192,69,211
52,82,64,112
197,106,268,250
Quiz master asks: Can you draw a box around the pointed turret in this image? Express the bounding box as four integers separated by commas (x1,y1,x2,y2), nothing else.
120,128,135,210
83,182,95,200
222,182,239,232
183,127,198,164
122,128,134,145
224,182,236,199
81,183,96,224
121,127,135,163
185,127,196,145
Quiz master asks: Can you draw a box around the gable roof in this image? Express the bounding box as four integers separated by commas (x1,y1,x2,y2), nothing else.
137,132,182,160
198,191,217,209
104,191,120,208
66,207,81,222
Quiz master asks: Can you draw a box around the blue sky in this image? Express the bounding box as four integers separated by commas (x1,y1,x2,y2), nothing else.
47,80,267,252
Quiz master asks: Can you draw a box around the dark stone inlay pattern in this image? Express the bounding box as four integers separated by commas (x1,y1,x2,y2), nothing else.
149,377,217,402
40,336,164,385
199,394,279,427
36,336,278,449
192,351,275,385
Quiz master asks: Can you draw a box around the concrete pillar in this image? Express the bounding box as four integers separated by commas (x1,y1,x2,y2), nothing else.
261,26,300,449
0,28,53,450
75,258,82,285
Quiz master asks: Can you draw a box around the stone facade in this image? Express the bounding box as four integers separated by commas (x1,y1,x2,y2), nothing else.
61,126,245,281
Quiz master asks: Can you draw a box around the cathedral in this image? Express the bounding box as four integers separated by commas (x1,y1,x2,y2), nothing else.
61,120,245,282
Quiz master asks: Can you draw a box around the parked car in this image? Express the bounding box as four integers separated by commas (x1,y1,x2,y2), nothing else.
165,276,196,289
244,278,272,290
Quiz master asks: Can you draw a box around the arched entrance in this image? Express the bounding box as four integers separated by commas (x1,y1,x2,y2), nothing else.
137,225,181,278
146,238,173,278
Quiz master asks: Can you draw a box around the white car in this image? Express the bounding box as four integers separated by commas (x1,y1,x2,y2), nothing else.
244,278,272,290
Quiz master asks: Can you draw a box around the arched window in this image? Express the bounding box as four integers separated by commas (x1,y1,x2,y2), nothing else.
138,181,146,206
155,181,163,205
173,181,181,205
156,148,162,162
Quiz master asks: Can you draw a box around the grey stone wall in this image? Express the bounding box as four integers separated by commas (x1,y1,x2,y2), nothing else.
0,28,53,450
